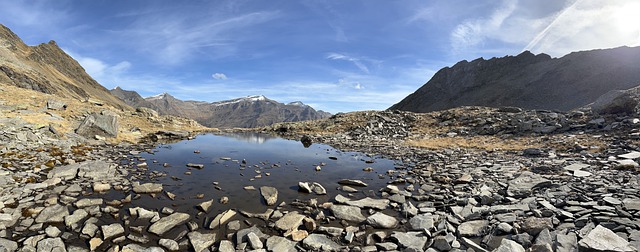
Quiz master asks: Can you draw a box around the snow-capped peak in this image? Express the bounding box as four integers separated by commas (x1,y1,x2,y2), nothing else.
146,92,170,100
212,95,269,106
287,101,306,107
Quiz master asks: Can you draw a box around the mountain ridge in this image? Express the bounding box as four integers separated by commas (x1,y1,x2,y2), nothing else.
110,87,331,128
390,46,640,113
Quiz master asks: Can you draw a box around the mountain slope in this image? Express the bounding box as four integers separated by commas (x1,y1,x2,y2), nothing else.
0,24,129,110
110,88,331,128
390,46,640,112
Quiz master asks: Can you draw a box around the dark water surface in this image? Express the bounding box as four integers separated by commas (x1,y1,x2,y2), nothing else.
119,133,401,232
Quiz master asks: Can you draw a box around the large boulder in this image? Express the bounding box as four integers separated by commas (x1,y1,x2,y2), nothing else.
75,111,118,138
591,90,638,115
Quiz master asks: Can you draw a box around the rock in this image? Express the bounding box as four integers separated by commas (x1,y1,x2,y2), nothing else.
301,135,313,147
209,209,237,229
578,225,636,252
37,238,66,252
494,239,526,252
159,239,179,251
75,111,118,138
121,244,164,252
409,214,435,230
65,209,88,228
338,179,368,187
456,174,473,183
92,182,110,192
603,196,623,205
619,151,640,159
188,231,216,252
556,232,578,252
330,204,366,222
75,198,103,208
35,204,69,223
186,163,204,169
89,238,102,251
46,99,67,110
591,90,638,115
260,186,278,205
302,234,342,251
45,225,62,237
196,199,214,213
247,232,264,249
291,230,309,241
132,182,163,193
47,163,79,181
136,107,159,117
507,172,552,198
298,182,327,195
76,161,117,180
266,236,298,252
335,195,389,210
148,212,190,236
457,220,489,237
275,211,305,232
101,223,124,240
218,240,235,252
390,231,428,251
236,226,268,245
521,217,553,236
366,212,398,229
0,238,18,252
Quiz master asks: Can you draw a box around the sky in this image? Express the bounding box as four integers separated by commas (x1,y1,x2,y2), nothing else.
1,0,639,113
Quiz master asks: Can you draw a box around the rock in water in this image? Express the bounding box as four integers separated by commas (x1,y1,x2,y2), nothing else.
330,204,366,222
133,182,163,193
188,231,216,252
75,111,118,138
578,225,636,252
260,186,278,206
148,213,190,236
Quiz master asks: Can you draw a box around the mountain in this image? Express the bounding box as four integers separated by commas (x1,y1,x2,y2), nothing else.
110,88,331,128
0,24,129,109
390,46,640,112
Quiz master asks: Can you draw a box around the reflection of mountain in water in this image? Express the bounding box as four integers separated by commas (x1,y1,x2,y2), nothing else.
220,132,278,144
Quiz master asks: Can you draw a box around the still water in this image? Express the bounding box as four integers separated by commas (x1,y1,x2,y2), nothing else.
127,132,401,221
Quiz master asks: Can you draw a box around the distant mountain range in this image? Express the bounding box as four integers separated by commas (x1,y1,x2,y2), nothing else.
110,87,331,128
390,46,640,112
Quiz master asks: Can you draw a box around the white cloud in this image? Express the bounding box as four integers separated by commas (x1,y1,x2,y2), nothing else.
212,73,228,80
450,0,518,53
327,53,371,74
64,49,131,85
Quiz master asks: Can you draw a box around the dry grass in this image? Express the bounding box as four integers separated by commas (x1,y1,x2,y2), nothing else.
0,83,210,143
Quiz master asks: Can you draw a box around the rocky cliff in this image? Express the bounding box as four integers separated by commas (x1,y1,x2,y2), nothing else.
111,88,331,128
390,46,640,112
0,24,130,110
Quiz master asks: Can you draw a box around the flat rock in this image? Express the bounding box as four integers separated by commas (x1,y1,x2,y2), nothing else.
619,151,640,159
77,161,116,180
133,182,163,193
275,211,305,231
121,244,164,252
457,220,489,237
260,186,278,206
47,163,79,181
338,179,368,187
521,217,553,236
36,238,66,252
65,209,88,227
218,240,235,252
266,236,298,252
75,198,103,208
390,231,428,251
335,195,389,210
578,225,636,252
409,214,435,230
0,238,18,252
298,182,327,195
366,212,398,229
303,233,341,251
35,204,69,223
507,172,552,198
209,209,237,229
148,212,190,236
159,239,179,251
102,223,124,240
188,231,216,252
197,199,214,213
330,204,366,222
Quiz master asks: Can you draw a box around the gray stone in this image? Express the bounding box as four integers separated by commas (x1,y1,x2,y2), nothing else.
578,225,635,252
196,199,214,213
35,204,69,223
494,239,525,252
335,195,389,210
603,196,623,205
76,161,116,180
390,231,428,251
298,182,327,195
218,240,235,252
260,186,278,206
302,234,341,251
432,236,452,251
556,232,578,252
75,111,118,138
121,244,164,252
409,214,435,231
366,212,398,229
521,217,553,236
338,179,368,187
507,172,551,198
159,239,179,251
45,225,62,237
36,238,66,252
187,231,216,252
457,220,489,237
47,164,79,181
209,209,237,229
101,223,124,240
133,182,163,193
148,212,190,236
591,90,638,115
275,211,305,231
46,99,67,110
247,232,263,249
74,198,103,208
65,209,88,228
0,238,18,252
330,204,366,222
236,226,268,245
266,236,297,252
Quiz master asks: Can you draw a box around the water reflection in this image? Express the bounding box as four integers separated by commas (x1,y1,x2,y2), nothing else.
217,132,278,144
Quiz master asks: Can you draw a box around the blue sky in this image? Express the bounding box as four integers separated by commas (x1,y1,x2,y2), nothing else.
1,0,639,113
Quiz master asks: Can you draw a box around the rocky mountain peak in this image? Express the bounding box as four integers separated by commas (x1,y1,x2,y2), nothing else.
288,101,306,107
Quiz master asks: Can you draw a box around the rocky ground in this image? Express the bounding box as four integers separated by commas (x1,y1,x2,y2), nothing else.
2,86,640,251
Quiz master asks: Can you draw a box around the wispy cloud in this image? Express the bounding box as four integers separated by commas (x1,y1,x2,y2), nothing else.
64,49,132,85
326,53,376,74
212,73,228,80
450,0,518,53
